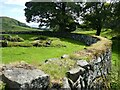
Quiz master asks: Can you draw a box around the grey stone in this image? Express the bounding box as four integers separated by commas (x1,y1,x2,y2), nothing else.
97,57,102,63
46,40,52,45
76,60,89,67
45,58,59,63
61,54,69,59
62,77,71,89
1,65,50,90
66,67,85,82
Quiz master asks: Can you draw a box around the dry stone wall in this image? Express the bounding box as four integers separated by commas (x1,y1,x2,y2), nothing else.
62,35,112,90
64,48,111,90
1,31,112,90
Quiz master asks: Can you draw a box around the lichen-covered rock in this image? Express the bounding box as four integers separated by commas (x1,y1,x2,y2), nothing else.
66,66,85,82
62,77,71,89
1,64,50,90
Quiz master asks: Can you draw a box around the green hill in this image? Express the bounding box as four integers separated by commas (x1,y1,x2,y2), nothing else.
0,16,38,32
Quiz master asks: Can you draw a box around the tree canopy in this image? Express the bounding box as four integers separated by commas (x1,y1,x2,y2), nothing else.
24,1,120,35
25,2,81,32
81,2,113,35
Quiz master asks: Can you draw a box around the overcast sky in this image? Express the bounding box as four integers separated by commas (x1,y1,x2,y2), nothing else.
0,0,39,27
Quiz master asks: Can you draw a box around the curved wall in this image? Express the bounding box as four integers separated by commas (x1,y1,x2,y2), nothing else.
63,35,112,90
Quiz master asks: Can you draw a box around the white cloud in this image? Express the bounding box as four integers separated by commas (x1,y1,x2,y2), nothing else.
1,0,31,6
26,22,39,27
10,8,23,13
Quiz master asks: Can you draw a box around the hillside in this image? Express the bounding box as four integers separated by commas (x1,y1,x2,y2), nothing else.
0,16,38,32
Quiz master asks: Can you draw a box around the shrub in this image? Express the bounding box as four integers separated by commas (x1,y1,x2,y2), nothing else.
1,34,12,40
1,35,24,42
8,42,32,47
10,35,24,42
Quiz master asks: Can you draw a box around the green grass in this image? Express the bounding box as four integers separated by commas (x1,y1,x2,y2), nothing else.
1,25,39,32
39,58,75,82
1,29,119,88
7,25,38,32
1,34,86,82
1,34,86,65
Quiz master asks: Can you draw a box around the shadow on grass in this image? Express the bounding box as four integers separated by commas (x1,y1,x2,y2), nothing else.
112,40,120,54
3,31,87,46
111,40,120,90
59,37,86,46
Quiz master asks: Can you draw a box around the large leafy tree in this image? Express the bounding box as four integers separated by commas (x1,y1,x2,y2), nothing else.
109,1,120,31
24,2,81,32
81,2,113,36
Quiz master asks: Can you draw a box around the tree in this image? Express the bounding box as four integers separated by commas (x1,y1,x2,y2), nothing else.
81,2,113,36
109,1,120,31
24,2,81,32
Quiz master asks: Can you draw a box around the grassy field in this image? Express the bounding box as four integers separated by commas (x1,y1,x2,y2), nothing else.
1,29,120,89
1,34,86,65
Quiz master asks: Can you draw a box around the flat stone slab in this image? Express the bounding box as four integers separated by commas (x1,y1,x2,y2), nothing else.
76,60,89,67
1,63,50,90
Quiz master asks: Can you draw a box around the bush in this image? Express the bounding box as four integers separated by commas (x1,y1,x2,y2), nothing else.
8,42,32,47
1,34,12,40
1,35,24,42
12,35,24,42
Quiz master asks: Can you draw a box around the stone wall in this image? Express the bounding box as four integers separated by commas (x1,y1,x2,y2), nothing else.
63,35,112,90
2,31,99,46
1,31,112,90
64,48,111,90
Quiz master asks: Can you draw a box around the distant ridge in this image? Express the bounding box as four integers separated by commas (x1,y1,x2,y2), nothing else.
0,16,35,32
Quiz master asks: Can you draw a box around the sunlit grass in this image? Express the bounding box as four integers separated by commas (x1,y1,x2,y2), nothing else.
1,34,86,65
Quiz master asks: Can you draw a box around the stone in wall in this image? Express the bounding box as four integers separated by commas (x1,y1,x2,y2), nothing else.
0,63,50,90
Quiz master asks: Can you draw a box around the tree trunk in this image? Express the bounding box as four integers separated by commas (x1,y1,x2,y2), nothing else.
59,3,66,32
96,25,102,36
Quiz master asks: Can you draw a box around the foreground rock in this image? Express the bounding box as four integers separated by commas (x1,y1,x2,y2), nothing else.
0,63,50,90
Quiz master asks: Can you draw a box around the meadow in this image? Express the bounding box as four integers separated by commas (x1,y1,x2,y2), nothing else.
1,28,120,89
1,34,86,65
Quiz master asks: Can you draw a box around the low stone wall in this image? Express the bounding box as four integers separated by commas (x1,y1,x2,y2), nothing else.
2,31,99,46
1,31,112,90
63,36,112,90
